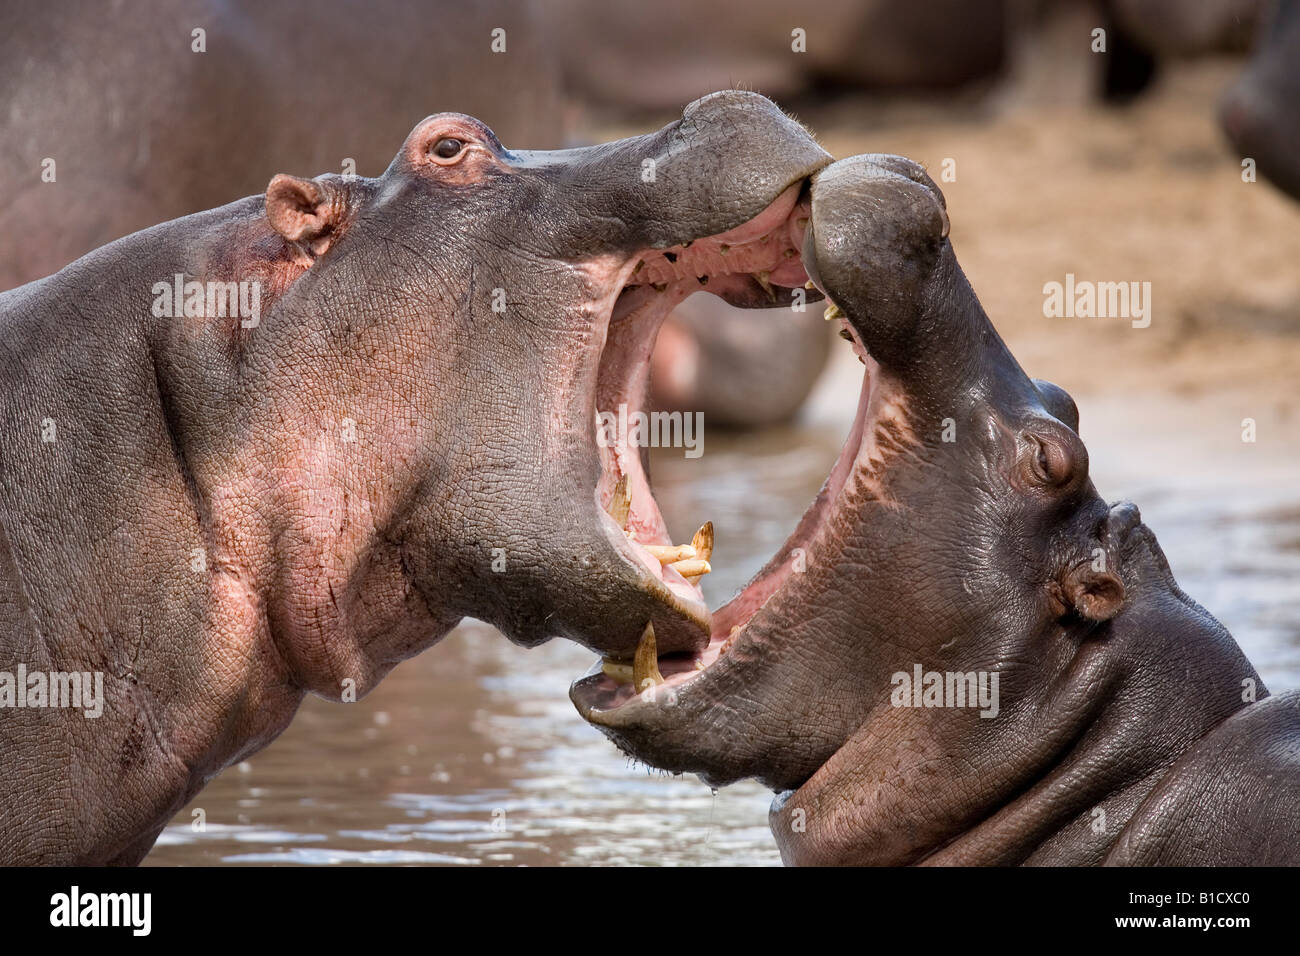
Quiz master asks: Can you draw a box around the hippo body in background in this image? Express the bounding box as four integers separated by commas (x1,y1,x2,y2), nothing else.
650,299,832,427
0,0,562,291
1221,0,1300,201
543,0,1008,115
0,92,832,864
1107,0,1261,55
574,154,1300,866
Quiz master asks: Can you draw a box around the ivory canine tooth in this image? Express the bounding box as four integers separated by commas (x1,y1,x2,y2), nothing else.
633,623,664,690
669,559,711,578
601,658,635,685
607,474,631,529
644,544,696,563
719,625,741,656
691,521,713,562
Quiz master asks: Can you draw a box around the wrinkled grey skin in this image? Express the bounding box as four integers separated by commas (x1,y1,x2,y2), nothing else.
0,91,831,864
1220,0,1300,201
575,154,1300,866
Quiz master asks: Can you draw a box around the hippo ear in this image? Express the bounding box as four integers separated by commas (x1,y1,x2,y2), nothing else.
1054,562,1126,623
266,174,346,264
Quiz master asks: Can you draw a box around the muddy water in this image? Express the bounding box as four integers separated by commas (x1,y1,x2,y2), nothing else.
145,345,1300,866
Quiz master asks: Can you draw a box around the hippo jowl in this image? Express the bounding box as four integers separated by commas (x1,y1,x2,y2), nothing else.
573,154,1300,866
0,91,834,865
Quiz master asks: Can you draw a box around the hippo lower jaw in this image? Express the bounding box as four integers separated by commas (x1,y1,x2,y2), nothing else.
586,181,826,661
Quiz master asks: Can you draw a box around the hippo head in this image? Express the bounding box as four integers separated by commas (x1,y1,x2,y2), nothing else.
240,91,829,678
571,154,1149,856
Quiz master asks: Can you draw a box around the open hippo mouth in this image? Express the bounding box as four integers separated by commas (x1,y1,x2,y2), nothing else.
571,153,958,787
587,181,828,674
582,288,873,701
577,158,900,703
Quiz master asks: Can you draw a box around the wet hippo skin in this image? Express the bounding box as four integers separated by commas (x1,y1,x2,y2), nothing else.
0,92,834,864
573,153,1300,866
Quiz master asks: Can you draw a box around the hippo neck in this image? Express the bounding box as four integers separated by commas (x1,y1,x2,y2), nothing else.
765,518,1261,866
883,530,1259,865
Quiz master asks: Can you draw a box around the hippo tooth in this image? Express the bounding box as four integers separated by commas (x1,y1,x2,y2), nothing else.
669,558,711,578
755,271,776,302
633,623,664,690
691,521,714,563
644,543,696,563
719,625,742,656
839,328,853,342
608,474,631,529
824,302,844,322
601,658,635,685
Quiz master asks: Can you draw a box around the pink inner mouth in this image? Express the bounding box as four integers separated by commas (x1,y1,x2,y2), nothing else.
592,182,817,614
588,325,877,708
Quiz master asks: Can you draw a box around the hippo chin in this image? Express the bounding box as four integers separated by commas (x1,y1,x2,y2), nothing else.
0,90,832,864
572,154,1300,866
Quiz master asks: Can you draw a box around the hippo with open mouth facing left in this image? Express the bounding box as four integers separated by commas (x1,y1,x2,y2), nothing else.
572,154,1300,866
0,91,834,864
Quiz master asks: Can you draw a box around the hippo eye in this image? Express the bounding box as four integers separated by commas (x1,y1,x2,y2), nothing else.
432,137,465,159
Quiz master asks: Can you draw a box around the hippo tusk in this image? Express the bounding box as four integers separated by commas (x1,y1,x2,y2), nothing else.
633,622,664,690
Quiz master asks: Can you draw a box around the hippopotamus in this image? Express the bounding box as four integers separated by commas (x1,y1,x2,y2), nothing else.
0,91,832,864
572,153,1300,866
1220,0,1300,201
2,1,831,429
542,0,1007,115
0,0,562,292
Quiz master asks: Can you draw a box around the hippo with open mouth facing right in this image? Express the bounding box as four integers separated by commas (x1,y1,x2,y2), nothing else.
0,90,836,864
572,154,1300,866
